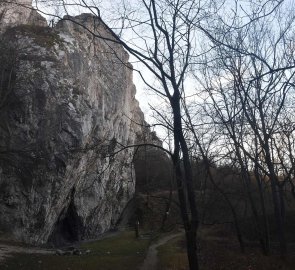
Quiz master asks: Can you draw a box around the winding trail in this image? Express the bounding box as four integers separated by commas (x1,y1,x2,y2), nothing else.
140,231,183,270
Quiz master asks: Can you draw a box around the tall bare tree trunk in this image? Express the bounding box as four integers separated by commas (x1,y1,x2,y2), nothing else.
172,95,199,270
264,145,287,257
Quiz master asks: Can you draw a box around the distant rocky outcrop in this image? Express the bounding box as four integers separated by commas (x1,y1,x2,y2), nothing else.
0,0,47,33
0,1,151,245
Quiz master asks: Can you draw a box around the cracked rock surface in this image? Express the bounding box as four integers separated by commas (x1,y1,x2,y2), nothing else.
0,2,151,245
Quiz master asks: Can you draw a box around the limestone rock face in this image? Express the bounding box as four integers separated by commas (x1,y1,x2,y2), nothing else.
0,9,147,245
0,0,47,33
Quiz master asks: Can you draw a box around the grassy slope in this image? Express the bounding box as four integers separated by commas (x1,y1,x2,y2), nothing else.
157,225,295,270
157,236,188,270
1,231,150,270
2,192,295,270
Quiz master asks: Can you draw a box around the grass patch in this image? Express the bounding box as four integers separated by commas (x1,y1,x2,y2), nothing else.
199,234,295,270
157,235,188,270
157,226,295,270
1,231,150,270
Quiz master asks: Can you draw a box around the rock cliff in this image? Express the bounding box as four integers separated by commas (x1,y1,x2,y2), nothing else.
0,2,148,245
0,0,47,33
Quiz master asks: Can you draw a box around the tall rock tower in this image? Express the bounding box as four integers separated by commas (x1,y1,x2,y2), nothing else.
0,2,149,245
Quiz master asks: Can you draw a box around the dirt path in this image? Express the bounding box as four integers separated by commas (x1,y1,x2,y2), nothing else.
140,232,183,270
0,243,54,263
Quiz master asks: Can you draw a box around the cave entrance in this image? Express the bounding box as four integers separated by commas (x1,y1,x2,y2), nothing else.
49,200,83,247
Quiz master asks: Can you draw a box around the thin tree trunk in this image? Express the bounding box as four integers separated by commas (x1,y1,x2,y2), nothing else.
254,164,270,255
183,99,245,253
264,145,287,257
160,180,173,231
172,95,199,270
236,147,268,255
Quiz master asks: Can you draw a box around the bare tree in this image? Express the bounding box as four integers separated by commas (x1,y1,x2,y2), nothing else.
34,0,214,268
195,1,295,257
5,0,295,266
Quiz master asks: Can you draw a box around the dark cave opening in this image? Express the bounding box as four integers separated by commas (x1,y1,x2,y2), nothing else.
49,200,83,247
